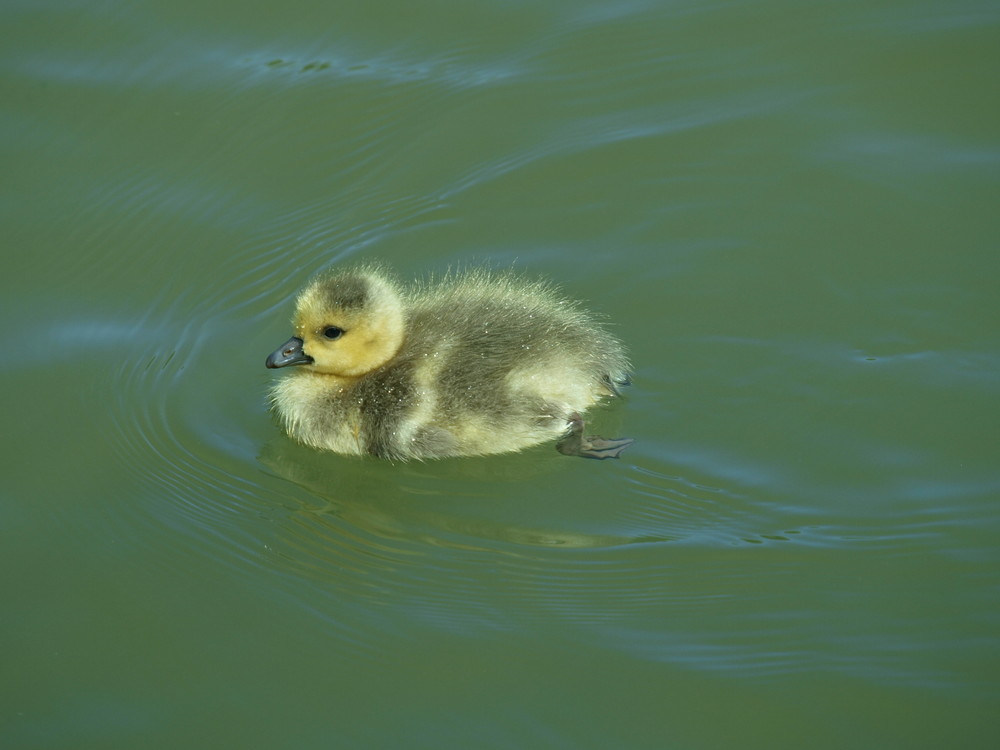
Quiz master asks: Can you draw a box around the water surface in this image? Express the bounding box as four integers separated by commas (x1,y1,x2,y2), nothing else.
2,0,998,747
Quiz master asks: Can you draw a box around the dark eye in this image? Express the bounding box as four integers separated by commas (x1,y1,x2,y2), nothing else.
322,326,344,340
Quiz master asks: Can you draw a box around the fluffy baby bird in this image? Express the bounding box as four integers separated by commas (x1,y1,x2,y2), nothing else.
265,265,632,461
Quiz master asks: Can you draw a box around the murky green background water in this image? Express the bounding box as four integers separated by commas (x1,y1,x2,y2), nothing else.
3,0,999,747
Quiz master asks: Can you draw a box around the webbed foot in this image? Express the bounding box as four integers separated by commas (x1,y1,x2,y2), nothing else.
556,413,634,460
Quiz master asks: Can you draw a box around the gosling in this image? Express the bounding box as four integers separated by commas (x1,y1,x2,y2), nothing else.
265,265,632,461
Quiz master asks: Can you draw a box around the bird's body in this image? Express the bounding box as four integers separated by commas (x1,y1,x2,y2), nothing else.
266,265,631,460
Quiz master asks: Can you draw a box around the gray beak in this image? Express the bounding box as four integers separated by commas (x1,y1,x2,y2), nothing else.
265,337,313,368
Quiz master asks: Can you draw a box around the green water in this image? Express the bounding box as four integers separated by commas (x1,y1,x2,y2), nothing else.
3,0,998,747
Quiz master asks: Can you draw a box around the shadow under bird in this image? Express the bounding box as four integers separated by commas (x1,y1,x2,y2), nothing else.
265,264,633,461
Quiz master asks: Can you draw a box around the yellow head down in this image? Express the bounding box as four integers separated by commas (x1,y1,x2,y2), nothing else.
269,268,405,378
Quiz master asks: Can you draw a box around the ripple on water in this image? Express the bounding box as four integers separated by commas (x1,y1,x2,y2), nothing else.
87,250,854,672
78,257,920,685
